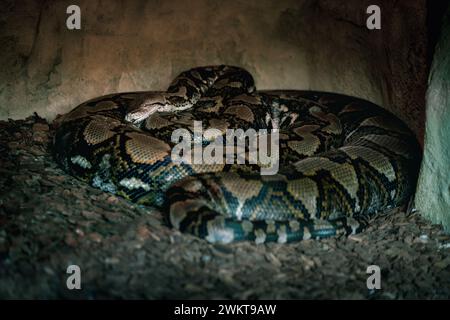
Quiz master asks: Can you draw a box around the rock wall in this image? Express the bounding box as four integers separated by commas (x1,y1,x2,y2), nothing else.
0,0,427,144
415,5,450,232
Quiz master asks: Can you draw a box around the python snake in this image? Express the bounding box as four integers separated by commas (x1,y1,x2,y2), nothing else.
53,65,421,244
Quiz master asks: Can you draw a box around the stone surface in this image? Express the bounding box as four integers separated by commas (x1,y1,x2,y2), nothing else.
415,5,450,232
0,0,427,143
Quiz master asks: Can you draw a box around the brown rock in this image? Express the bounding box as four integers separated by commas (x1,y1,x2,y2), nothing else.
136,225,151,241
107,196,119,204
64,233,77,247
81,210,99,219
32,123,49,132
88,232,103,243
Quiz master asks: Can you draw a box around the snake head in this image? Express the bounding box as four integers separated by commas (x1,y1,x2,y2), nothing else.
125,92,173,124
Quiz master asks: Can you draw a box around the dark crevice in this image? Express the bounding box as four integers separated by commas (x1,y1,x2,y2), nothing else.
426,0,449,68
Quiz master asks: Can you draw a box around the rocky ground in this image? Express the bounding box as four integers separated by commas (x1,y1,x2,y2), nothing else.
0,114,449,299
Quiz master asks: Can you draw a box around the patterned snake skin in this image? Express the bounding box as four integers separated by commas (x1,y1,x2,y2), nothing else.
53,65,421,244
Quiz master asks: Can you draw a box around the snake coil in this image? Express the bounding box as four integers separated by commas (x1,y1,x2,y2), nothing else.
54,65,421,243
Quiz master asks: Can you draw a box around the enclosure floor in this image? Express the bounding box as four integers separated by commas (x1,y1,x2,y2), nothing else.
0,115,449,299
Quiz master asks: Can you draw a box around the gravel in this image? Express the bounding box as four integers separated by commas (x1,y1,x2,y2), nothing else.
0,114,449,299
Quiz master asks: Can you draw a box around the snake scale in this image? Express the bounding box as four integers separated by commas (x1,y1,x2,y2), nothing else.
53,65,421,244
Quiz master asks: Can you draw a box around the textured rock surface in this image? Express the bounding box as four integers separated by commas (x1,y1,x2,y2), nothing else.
0,0,427,143
0,116,449,299
415,6,450,232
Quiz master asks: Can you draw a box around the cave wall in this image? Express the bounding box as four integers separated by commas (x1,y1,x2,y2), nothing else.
415,5,450,232
0,0,427,144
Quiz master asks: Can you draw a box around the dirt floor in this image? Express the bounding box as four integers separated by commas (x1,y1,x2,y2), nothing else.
0,114,449,299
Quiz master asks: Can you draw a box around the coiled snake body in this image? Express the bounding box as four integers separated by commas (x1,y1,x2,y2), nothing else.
54,65,420,244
